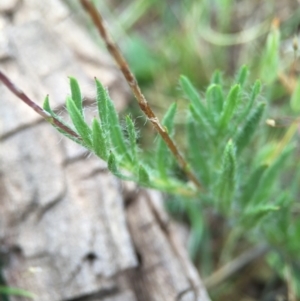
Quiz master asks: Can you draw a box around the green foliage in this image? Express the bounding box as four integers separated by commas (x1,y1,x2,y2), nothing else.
45,69,298,298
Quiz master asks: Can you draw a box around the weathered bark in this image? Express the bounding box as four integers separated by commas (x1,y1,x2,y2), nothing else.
0,1,210,300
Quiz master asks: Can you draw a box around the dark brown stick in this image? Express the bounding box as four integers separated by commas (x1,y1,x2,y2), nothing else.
0,70,81,140
80,0,202,189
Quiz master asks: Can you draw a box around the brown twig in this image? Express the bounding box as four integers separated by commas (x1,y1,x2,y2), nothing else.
0,70,81,140
80,0,202,190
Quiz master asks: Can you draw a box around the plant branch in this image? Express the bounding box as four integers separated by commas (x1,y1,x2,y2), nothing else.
80,0,202,189
0,70,81,140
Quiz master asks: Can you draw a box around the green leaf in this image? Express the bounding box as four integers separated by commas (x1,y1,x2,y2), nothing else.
156,103,177,178
108,152,118,174
0,286,35,298
162,102,177,134
105,92,128,159
290,78,300,112
180,75,208,121
217,140,237,213
260,23,280,84
69,77,83,115
242,205,279,229
240,164,267,205
43,96,87,148
219,84,240,128
66,96,92,148
138,165,150,184
235,103,265,154
186,201,204,261
250,146,294,205
95,80,131,162
92,118,108,160
189,105,214,137
236,65,249,87
206,84,224,116
186,118,210,186
126,115,138,164
95,79,109,130
239,80,262,122
210,70,222,85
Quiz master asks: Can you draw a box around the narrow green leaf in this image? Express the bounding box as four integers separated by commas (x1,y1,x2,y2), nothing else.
138,165,150,184
162,102,177,133
290,78,300,112
69,77,83,115
206,84,224,116
43,96,87,147
219,84,240,128
250,80,262,104
235,103,265,154
217,140,236,213
156,103,177,178
236,65,249,87
66,96,92,148
126,115,138,163
95,80,129,159
242,205,279,229
260,23,280,84
186,201,204,261
92,118,108,160
106,97,129,158
239,80,262,123
108,152,118,174
95,79,108,130
180,75,208,119
186,118,210,186
240,164,267,205
210,70,222,85
189,105,214,137
250,146,294,205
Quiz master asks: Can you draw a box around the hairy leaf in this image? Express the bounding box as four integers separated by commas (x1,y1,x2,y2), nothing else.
69,77,83,115
217,140,237,213
126,115,138,164
66,96,92,148
219,84,240,128
236,65,249,87
206,84,224,116
236,103,265,154
156,103,177,178
95,79,109,130
138,165,150,184
92,118,108,160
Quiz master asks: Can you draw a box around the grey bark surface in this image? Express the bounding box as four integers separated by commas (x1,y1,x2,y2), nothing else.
0,1,210,301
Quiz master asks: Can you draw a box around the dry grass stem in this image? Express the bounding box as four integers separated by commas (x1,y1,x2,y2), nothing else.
0,70,81,140
80,0,202,189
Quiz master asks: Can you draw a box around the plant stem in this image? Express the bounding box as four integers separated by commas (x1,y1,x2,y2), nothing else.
80,0,202,190
0,70,81,140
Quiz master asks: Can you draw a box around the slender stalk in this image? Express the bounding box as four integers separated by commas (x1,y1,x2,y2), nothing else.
80,0,202,189
0,70,80,140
